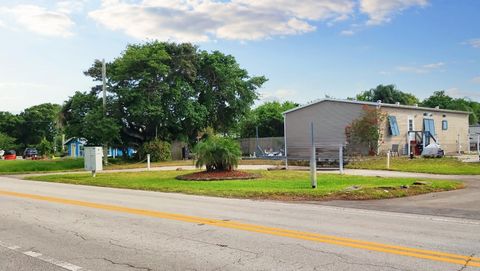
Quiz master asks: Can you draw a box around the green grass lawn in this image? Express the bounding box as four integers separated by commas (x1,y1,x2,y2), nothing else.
0,159,85,174
0,158,281,174
26,170,461,201
347,156,480,175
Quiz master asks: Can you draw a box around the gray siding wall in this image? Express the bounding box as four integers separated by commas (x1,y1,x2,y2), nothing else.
285,100,470,158
285,101,364,159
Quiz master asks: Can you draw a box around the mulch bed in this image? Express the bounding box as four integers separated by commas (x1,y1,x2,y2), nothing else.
176,170,260,181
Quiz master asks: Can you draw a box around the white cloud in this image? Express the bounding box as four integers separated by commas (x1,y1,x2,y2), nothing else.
472,76,480,84
88,0,356,42
0,5,75,37
360,0,428,25
396,62,445,74
340,29,355,36
464,38,480,49
56,0,87,14
0,82,61,113
259,89,297,102
446,87,480,100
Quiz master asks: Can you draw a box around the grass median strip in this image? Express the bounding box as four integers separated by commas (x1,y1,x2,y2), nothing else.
0,189,478,267
347,156,480,175
26,170,461,201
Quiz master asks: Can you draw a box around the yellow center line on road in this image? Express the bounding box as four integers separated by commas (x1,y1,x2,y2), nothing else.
0,189,479,268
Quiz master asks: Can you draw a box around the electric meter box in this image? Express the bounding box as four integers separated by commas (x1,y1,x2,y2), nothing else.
84,147,103,172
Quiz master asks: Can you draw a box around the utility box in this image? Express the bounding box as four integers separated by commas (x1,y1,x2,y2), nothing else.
84,147,103,174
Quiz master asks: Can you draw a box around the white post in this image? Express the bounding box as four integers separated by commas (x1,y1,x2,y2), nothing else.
386,151,391,169
477,135,479,160
147,154,151,170
422,133,426,150
310,122,317,189
283,114,288,170
339,144,344,175
457,134,461,155
407,131,411,156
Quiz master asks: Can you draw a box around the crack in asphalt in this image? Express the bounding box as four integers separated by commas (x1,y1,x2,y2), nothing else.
457,253,475,271
99,257,153,271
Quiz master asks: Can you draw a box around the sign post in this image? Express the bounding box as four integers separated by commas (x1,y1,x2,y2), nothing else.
310,122,317,189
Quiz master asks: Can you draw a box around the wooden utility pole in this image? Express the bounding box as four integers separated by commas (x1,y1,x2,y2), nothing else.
102,59,108,165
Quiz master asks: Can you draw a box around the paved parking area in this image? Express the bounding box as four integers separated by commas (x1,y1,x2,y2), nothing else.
317,170,480,220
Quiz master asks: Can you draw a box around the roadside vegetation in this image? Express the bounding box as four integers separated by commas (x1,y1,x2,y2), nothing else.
0,158,282,174
26,170,461,201
347,156,480,175
0,159,84,174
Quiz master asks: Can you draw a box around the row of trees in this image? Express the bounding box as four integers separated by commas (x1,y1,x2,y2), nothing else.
60,42,267,156
0,103,61,155
2,42,479,159
355,84,480,124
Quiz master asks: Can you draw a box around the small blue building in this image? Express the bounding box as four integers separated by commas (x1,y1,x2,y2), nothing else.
64,137,136,158
64,137,87,158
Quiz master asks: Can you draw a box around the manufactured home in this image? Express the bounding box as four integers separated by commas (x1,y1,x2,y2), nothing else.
283,99,470,160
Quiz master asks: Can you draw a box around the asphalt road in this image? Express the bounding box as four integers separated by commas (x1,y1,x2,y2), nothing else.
0,176,479,270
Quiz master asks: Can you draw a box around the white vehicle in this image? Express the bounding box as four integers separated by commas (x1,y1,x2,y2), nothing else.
0,150,4,159
421,142,444,158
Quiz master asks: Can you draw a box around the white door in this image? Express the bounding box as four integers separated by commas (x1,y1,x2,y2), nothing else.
407,117,415,141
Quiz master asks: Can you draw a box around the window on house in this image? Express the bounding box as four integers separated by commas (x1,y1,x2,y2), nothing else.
388,116,400,136
423,119,436,135
442,120,448,130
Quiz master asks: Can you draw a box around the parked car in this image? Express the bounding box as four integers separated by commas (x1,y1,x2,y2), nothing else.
23,148,39,159
4,150,16,160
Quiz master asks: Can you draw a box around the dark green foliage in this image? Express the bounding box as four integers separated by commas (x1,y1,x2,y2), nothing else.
239,101,298,138
356,84,419,105
421,91,480,124
82,41,266,148
0,104,61,152
138,139,172,162
36,138,54,156
195,136,241,172
0,132,16,150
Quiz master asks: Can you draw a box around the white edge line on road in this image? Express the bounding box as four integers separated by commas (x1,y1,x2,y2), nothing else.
0,240,88,271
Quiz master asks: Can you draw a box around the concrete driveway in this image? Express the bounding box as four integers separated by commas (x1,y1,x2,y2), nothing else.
317,169,480,220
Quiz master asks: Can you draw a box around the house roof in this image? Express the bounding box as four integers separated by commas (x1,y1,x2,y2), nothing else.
283,98,471,115
64,137,87,145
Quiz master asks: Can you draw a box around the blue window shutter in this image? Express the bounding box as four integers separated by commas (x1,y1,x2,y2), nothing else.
430,119,436,135
388,116,400,136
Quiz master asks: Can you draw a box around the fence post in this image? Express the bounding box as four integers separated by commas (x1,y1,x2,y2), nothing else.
386,151,391,169
310,122,317,189
477,135,480,161
147,154,151,171
339,144,344,175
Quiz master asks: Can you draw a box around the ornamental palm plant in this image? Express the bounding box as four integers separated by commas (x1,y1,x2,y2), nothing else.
194,136,241,172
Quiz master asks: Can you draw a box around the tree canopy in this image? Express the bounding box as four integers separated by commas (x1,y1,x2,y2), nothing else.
421,91,480,124
239,101,298,138
355,84,419,105
63,41,267,148
0,104,61,152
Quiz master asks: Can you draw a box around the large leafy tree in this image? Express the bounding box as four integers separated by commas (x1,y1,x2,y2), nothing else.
356,84,419,105
421,91,480,124
82,41,266,147
17,103,62,147
239,101,298,138
61,91,99,138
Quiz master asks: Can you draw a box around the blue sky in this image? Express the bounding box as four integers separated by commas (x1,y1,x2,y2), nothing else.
0,0,479,113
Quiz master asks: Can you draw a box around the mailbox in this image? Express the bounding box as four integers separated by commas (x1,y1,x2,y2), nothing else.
84,147,103,175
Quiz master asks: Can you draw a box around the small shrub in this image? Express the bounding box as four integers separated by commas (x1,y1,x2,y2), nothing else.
195,136,241,172
36,138,54,157
139,139,172,162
